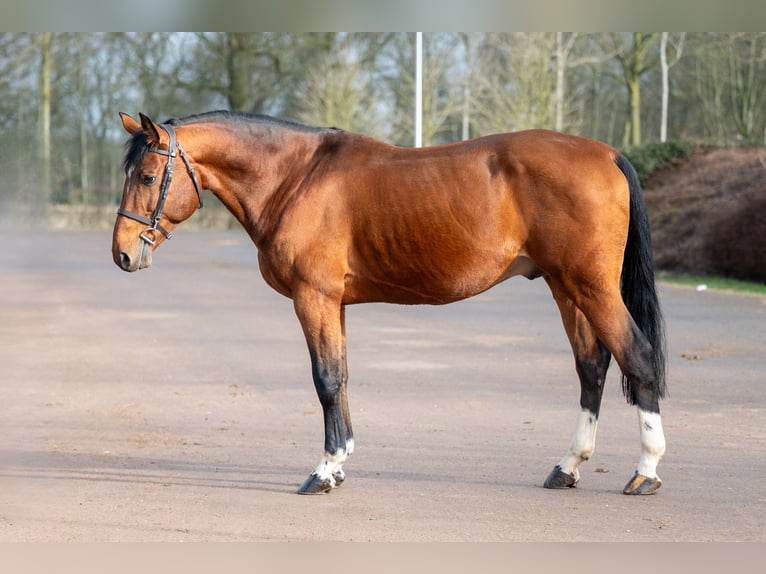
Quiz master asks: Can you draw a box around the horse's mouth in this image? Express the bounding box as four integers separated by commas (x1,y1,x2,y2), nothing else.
139,241,153,270
116,241,153,272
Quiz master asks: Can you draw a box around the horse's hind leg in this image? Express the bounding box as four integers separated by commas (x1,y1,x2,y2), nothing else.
550,277,666,494
611,319,666,495
544,284,612,489
583,299,665,494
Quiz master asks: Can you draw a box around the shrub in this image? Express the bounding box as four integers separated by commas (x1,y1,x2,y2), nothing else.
706,192,766,283
621,140,694,185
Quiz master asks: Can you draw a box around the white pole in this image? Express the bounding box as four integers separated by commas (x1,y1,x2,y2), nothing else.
415,32,423,148
660,32,669,143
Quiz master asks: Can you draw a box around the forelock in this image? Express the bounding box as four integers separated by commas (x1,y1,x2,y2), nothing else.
124,131,149,174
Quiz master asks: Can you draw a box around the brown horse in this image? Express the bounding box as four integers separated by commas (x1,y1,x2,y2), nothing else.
112,110,667,495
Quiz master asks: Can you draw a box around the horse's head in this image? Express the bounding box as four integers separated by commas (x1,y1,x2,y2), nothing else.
112,113,203,272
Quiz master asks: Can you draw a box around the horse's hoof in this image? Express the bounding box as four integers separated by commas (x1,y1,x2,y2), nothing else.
623,472,662,495
297,473,334,495
543,465,578,489
332,469,345,486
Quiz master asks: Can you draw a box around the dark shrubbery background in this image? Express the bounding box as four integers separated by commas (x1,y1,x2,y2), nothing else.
631,142,766,284
706,184,766,283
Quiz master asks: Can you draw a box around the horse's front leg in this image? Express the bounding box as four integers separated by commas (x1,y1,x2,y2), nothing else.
293,290,353,495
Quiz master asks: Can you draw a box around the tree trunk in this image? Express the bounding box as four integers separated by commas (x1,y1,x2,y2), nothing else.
660,32,670,142
78,39,89,196
555,32,566,132
627,33,643,146
629,71,641,146
38,32,52,206
460,33,473,140
226,33,254,111
614,32,658,147
660,32,685,143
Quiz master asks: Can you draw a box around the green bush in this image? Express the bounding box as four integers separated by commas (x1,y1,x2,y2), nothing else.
621,140,694,184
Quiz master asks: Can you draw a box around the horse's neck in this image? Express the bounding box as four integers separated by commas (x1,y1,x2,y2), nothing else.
193,123,322,242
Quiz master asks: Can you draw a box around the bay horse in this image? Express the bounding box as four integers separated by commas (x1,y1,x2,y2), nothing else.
112,110,667,495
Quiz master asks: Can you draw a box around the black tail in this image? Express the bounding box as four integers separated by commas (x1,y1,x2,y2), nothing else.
614,154,667,403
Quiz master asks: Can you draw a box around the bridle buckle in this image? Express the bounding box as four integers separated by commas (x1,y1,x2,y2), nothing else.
140,228,158,246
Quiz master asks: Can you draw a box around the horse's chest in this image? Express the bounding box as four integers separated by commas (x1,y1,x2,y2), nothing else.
257,251,294,299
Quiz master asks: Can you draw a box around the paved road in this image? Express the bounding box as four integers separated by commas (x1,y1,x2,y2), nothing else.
1,230,764,541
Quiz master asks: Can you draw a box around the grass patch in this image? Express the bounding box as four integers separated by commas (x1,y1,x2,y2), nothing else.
658,272,766,296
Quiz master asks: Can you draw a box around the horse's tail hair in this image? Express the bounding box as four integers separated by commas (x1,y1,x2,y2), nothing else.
614,154,667,403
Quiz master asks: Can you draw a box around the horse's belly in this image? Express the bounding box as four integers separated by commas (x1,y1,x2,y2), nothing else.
344,253,540,306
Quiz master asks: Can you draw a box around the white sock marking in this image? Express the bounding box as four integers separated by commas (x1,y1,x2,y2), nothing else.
311,442,353,486
636,409,665,478
557,408,599,477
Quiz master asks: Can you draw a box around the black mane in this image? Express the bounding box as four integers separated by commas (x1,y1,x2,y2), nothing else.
124,110,334,174
166,110,329,134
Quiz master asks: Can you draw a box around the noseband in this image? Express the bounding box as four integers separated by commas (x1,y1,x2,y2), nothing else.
117,123,203,246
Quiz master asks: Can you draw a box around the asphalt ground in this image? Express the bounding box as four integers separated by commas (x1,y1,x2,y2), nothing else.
1,230,764,541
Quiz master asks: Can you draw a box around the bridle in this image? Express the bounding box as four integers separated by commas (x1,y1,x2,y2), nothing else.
117,122,203,246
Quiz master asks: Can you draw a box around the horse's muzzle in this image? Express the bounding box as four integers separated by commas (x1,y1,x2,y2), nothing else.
117,251,139,272
114,241,152,272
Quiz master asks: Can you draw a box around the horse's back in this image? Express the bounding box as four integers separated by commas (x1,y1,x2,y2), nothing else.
273,129,629,306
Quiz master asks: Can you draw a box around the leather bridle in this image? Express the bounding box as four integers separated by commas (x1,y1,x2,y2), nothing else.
117,122,203,246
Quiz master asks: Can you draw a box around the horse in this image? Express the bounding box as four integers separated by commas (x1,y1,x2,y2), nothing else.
112,110,667,496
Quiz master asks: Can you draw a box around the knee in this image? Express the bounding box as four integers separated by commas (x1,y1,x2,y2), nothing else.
311,364,342,405
314,379,341,406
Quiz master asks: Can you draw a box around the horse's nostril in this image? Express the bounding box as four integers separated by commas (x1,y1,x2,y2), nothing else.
120,252,132,269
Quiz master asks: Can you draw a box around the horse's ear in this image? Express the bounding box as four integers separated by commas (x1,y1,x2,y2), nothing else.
138,112,162,147
120,112,142,135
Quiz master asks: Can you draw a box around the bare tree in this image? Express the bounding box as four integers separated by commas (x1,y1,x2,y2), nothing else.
472,33,557,135
381,33,461,146
689,34,730,143
6,31,766,226
687,32,766,144
726,32,766,143
298,34,386,137
457,32,482,140
0,33,39,216
38,32,53,207
660,32,685,142
185,33,284,112
553,33,615,133
610,32,659,146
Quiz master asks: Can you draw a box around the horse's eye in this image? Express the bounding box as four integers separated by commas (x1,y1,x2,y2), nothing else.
141,175,157,186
